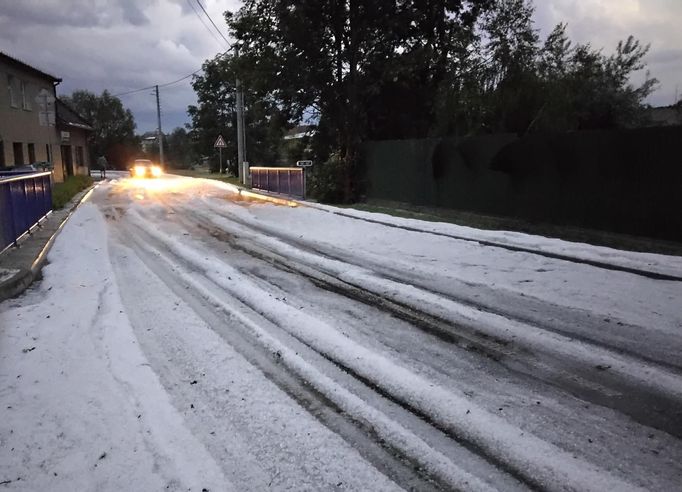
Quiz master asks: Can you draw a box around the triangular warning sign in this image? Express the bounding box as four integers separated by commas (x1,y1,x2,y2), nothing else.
214,134,227,148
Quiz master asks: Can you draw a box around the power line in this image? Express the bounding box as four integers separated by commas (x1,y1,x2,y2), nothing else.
186,0,227,50
194,0,232,48
112,84,157,98
111,49,233,98
159,68,204,88
111,68,203,98
111,0,233,98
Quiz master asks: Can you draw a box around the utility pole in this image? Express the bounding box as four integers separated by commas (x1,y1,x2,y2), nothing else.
155,85,165,168
235,46,246,184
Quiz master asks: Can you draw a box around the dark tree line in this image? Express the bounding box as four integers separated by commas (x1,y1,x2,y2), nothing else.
189,0,657,201
65,91,196,170
61,90,139,169
188,53,288,174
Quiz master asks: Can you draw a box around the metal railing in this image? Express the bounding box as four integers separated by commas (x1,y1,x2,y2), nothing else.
0,172,52,252
250,167,305,199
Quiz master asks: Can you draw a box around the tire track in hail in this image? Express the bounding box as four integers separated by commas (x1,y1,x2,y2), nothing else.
175,202,682,439
121,202,643,492
112,211,515,492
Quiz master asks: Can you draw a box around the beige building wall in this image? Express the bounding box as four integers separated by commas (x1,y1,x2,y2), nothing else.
57,128,91,178
0,59,63,180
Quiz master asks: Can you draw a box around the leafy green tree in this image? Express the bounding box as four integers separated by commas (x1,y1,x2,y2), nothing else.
61,90,138,169
226,0,491,201
476,1,658,133
477,0,543,133
165,127,194,169
188,52,287,174
188,0,659,201
532,34,658,132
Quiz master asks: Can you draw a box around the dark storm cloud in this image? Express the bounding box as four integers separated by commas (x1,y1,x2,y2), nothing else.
0,1,101,27
120,0,151,26
0,1,678,131
167,0,196,16
0,0,237,131
0,0,151,28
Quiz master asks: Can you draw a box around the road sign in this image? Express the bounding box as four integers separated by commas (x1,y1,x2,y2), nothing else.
296,160,313,167
214,134,227,148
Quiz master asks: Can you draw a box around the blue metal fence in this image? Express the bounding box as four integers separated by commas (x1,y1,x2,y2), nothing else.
0,172,53,252
251,167,305,199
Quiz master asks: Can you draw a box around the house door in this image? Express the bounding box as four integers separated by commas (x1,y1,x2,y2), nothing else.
61,145,74,177
13,142,23,166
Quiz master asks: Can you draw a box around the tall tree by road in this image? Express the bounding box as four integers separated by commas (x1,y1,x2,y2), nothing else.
164,127,194,169
226,0,490,201
61,90,138,169
204,0,657,202
188,52,287,174
476,0,658,133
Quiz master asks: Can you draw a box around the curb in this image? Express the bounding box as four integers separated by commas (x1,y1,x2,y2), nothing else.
0,269,33,301
0,184,98,302
172,175,682,282
222,183,682,283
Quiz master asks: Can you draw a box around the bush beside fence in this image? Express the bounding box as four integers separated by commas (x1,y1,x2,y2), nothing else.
362,126,682,241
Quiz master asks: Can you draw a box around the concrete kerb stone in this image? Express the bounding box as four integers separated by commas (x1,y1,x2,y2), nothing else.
0,183,99,302
231,185,682,283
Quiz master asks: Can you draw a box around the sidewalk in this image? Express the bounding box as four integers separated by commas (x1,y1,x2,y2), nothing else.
0,185,95,301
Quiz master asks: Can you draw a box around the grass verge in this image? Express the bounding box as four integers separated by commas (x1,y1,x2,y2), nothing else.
52,175,93,209
170,169,242,187
346,200,682,256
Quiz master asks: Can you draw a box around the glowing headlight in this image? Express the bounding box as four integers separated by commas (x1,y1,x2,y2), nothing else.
134,166,146,177
151,165,162,177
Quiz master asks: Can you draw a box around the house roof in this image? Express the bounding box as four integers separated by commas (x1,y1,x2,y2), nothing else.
646,105,682,126
0,52,62,83
284,124,316,140
140,131,160,140
56,99,94,131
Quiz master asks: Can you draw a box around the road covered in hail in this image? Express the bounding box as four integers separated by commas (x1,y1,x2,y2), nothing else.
1,174,681,491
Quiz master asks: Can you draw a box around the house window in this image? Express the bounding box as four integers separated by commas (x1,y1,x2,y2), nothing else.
27,143,35,163
46,144,52,164
21,80,31,110
0,141,5,168
13,142,23,166
7,74,17,108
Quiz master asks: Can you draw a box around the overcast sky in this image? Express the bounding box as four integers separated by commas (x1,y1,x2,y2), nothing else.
1,0,680,134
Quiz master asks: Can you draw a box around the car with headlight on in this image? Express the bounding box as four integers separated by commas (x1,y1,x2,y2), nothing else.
130,159,162,178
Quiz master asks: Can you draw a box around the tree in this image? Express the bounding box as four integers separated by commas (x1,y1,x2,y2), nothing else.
188,52,287,174
475,1,658,133
533,34,658,132
61,90,138,169
165,127,194,169
226,0,491,201
189,0,658,201
477,0,543,133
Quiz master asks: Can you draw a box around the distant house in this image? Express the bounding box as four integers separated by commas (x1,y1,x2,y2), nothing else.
56,99,93,177
645,104,682,127
283,124,316,140
0,52,92,182
278,124,315,166
140,131,163,154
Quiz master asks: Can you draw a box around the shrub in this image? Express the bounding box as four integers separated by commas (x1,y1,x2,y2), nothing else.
307,153,348,203
52,175,93,209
